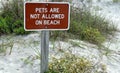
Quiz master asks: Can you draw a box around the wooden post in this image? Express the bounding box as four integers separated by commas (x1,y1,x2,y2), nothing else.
41,30,49,73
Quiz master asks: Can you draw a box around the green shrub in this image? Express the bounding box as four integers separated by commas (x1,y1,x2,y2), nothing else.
81,27,105,44
0,0,29,35
13,19,29,35
0,17,10,35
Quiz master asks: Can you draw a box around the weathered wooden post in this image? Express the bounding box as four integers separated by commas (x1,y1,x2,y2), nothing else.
41,30,49,73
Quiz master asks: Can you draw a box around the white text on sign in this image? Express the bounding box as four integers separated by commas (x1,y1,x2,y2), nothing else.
30,8,65,25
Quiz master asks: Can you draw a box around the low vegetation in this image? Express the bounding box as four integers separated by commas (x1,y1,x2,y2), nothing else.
0,39,13,55
21,49,107,73
45,52,107,73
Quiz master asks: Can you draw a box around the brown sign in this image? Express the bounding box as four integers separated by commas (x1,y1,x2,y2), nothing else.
24,2,70,31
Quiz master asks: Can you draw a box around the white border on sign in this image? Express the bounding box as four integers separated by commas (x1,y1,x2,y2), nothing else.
24,2,70,31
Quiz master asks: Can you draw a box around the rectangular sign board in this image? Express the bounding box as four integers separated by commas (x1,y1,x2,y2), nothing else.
24,2,70,31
